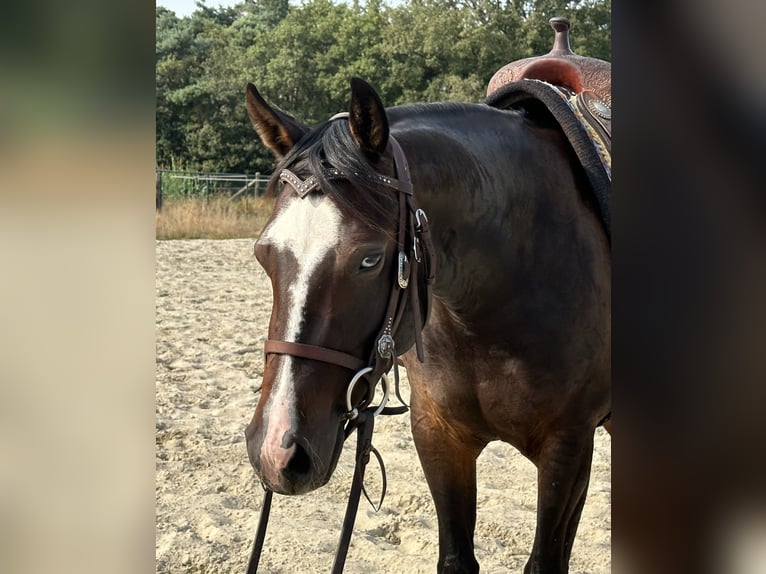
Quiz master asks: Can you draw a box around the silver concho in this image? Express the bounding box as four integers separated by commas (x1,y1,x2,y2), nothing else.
377,334,395,359
588,98,611,120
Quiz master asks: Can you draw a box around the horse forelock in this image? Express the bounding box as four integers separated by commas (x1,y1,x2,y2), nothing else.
267,119,399,237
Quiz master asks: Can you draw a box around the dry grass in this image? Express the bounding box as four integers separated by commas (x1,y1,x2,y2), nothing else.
156,196,275,240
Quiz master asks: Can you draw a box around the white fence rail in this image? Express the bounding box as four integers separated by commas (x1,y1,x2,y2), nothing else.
156,170,272,209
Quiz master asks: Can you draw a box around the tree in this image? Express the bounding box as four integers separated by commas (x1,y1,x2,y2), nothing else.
156,0,611,173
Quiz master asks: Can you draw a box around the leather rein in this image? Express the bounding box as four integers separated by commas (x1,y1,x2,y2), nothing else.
246,118,435,574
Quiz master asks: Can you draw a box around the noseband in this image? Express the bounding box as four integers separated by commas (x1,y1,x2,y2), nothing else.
247,116,435,574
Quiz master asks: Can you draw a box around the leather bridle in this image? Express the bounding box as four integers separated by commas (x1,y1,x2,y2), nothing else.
246,117,435,573
263,126,435,419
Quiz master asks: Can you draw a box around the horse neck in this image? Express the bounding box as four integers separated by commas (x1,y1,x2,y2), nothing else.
392,107,597,320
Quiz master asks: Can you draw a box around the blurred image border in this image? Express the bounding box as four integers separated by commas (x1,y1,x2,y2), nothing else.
1,1,764,573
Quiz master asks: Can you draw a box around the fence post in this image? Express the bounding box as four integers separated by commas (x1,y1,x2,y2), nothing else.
156,171,162,211
254,172,260,197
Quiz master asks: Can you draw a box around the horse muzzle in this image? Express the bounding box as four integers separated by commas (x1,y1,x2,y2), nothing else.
245,415,343,495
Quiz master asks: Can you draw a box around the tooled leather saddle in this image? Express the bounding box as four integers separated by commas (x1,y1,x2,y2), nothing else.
485,17,611,240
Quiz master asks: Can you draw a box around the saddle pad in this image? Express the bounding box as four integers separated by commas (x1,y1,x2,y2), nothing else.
485,79,611,242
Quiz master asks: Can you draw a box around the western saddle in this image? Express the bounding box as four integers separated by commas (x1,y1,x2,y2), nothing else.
487,17,611,158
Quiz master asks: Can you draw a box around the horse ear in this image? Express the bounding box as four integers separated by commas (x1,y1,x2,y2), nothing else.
348,77,389,160
246,82,308,159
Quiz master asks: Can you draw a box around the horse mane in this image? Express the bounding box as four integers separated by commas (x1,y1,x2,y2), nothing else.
263,101,526,236
265,118,400,236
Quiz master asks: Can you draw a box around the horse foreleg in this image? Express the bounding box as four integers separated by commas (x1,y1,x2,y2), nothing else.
525,430,594,574
411,408,485,574
561,483,588,567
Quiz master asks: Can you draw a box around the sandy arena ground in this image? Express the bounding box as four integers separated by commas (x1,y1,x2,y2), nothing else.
156,238,611,573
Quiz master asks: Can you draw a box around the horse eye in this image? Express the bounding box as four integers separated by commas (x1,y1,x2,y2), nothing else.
360,254,383,270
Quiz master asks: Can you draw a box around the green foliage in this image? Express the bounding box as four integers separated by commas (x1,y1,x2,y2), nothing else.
156,0,610,173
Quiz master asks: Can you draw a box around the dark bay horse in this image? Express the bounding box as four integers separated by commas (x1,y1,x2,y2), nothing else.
244,77,610,573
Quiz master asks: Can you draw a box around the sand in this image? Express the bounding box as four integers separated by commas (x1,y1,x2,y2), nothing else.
156,238,611,573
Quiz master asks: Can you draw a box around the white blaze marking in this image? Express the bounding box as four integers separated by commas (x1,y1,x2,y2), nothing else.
259,193,343,472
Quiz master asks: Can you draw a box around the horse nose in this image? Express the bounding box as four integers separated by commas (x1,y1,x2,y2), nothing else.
258,430,313,488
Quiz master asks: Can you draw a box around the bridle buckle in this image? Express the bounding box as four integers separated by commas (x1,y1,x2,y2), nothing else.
415,208,428,231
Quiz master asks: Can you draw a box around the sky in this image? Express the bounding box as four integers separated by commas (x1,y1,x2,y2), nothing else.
156,0,243,18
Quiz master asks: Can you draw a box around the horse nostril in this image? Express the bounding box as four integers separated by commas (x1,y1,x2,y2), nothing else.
276,431,312,481
286,443,311,476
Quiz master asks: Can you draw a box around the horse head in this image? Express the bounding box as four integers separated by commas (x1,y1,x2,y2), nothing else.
244,78,426,495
